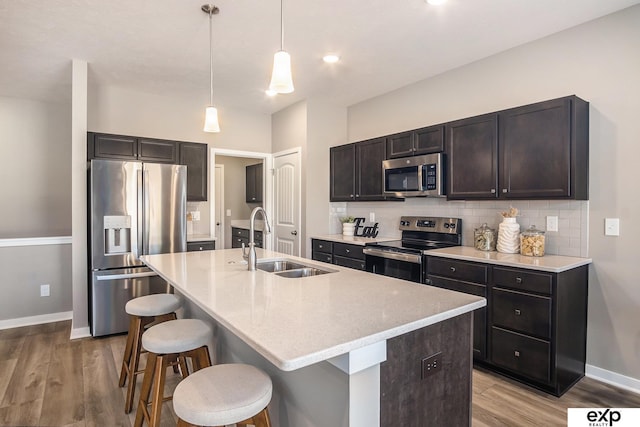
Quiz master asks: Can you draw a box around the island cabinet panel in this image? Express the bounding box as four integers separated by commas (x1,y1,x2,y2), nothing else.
426,257,488,361
311,239,333,263
180,142,208,201
380,312,472,427
426,256,588,396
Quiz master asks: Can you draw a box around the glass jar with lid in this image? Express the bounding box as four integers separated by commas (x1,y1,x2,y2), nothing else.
474,223,497,251
520,225,545,257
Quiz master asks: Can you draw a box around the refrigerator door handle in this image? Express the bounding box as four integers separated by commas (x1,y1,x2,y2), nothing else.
95,271,159,281
136,168,144,259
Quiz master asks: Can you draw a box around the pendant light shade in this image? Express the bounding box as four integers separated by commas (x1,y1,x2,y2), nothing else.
204,106,220,132
269,50,294,94
269,0,294,94
202,4,220,133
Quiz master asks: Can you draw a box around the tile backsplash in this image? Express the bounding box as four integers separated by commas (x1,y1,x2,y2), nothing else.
336,198,589,258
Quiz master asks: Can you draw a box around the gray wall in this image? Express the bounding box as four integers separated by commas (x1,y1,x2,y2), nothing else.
346,6,640,383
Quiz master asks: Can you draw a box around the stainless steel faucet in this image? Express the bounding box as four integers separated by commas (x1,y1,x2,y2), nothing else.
242,207,272,271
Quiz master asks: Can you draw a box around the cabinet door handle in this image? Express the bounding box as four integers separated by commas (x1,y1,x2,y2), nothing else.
319,244,323,249
502,189,508,193
490,189,496,194
198,246,204,251
450,267,456,272
514,350,520,358
345,249,350,253
514,309,521,316
516,277,523,284
350,194,354,198
355,194,360,198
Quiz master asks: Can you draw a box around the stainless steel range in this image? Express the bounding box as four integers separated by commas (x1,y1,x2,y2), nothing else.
363,216,462,283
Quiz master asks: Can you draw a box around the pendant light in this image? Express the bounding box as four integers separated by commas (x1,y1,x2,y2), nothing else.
268,0,294,94
202,4,220,133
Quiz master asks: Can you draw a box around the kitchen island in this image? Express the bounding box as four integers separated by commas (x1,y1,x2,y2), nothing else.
142,248,485,427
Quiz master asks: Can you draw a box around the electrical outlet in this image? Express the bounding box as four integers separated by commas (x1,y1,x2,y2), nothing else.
226,209,231,217
40,284,50,297
605,218,620,236
421,352,442,379
546,215,558,232
192,211,201,221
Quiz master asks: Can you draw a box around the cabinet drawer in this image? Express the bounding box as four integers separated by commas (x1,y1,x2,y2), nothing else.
333,255,366,271
491,327,551,384
312,252,333,264
427,257,487,284
232,227,249,239
333,243,364,260
312,240,333,254
493,267,553,295
187,241,215,252
492,288,551,339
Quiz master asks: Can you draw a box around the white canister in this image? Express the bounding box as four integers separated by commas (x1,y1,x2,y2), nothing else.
342,222,355,236
497,217,520,254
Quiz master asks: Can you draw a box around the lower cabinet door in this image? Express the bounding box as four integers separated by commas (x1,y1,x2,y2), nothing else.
312,251,333,264
491,326,551,384
333,255,366,271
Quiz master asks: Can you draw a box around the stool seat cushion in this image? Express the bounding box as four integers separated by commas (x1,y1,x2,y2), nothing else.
173,364,272,426
142,319,211,354
125,293,181,317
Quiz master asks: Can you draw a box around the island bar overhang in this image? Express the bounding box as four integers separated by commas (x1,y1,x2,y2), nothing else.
141,248,485,426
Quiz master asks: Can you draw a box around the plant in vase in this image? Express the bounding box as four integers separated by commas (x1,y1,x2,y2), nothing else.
497,206,520,254
340,216,356,236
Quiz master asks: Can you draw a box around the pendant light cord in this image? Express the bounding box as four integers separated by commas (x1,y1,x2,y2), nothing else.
280,0,284,51
209,8,214,106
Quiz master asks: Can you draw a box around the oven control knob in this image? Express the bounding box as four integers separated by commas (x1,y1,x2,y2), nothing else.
449,223,456,229
444,223,450,228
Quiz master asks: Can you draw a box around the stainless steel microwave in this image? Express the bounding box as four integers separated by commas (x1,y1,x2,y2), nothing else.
382,153,445,197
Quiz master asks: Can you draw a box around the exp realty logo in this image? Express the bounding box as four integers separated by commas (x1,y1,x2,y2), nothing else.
568,408,640,427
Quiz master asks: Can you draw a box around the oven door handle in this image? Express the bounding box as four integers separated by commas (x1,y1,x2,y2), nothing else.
363,248,422,264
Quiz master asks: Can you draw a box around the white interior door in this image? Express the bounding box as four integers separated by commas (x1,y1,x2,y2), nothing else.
214,164,224,248
273,150,301,256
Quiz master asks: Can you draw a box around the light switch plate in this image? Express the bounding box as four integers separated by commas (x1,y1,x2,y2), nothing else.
546,216,558,232
605,218,620,236
369,212,375,223
40,284,50,297
192,211,200,221
226,209,231,217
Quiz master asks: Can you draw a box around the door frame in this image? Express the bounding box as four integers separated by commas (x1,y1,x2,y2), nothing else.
214,164,225,249
210,148,273,250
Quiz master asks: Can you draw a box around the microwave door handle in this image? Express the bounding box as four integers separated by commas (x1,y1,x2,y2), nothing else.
417,164,424,192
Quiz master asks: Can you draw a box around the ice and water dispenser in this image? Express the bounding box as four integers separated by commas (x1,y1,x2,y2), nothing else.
104,215,132,255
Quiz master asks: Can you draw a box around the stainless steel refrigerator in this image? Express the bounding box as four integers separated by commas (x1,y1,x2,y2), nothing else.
89,159,186,336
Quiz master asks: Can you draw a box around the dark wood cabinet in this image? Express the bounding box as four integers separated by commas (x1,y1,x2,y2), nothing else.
245,163,263,203
426,257,488,361
138,138,177,163
426,255,588,396
386,125,444,159
180,142,208,201
187,241,215,251
88,133,137,160
446,95,588,200
231,227,262,249
446,113,499,199
330,138,395,202
311,239,365,271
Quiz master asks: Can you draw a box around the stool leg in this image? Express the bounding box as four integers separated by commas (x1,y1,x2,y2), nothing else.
148,354,169,427
134,352,157,427
238,408,271,427
184,346,211,372
125,316,154,413
119,316,136,387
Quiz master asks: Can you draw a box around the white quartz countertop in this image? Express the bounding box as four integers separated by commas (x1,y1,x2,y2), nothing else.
187,234,217,242
310,234,398,246
426,246,592,273
230,220,266,231
141,248,485,371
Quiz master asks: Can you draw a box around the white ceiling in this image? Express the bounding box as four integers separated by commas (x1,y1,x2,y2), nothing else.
1,0,638,114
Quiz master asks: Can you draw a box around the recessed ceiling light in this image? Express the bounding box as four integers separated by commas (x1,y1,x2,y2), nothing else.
265,89,277,96
426,0,447,5
322,54,340,64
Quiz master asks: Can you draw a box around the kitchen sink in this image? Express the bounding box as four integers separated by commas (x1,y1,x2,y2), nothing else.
256,259,307,272
256,258,335,278
275,267,332,278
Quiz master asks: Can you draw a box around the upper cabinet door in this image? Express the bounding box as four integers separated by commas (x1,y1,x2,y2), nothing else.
386,131,414,159
330,144,356,201
245,163,263,203
446,113,499,199
179,142,208,201
499,96,588,199
138,138,177,163
89,133,137,160
356,137,386,200
414,125,444,155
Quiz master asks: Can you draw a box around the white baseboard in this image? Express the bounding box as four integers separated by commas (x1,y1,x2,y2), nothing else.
0,311,73,330
70,326,91,340
586,364,640,395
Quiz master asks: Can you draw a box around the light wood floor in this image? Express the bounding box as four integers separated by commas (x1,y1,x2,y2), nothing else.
1,321,639,426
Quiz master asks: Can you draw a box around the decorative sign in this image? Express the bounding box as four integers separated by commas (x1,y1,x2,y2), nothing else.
353,217,379,238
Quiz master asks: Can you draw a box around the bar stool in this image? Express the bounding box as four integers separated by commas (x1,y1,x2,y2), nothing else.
173,364,272,427
120,293,182,413
134,318,213,427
